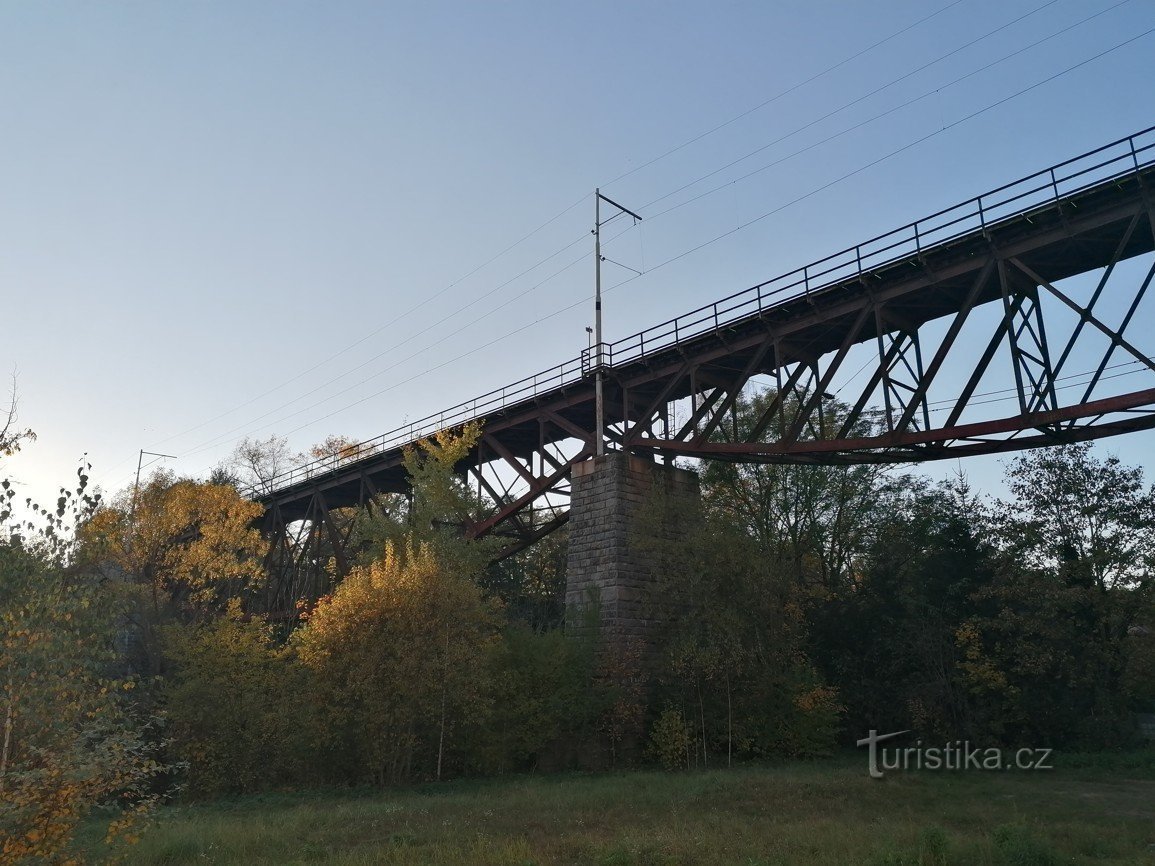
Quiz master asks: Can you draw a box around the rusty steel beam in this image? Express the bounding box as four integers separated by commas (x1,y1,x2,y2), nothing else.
633,388,1155,461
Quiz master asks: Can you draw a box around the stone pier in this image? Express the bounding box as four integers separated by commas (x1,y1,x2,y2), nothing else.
564,452,700,644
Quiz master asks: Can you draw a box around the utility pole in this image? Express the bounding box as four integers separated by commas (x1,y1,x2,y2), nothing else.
130,449,177,525
593,189,642,458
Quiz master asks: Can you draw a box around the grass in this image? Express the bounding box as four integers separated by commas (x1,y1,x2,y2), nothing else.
111,754,1155,865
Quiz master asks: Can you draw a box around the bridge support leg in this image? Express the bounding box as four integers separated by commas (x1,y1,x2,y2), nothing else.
565,453,700,648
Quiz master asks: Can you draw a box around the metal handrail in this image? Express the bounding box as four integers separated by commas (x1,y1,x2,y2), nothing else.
258,125,1155,496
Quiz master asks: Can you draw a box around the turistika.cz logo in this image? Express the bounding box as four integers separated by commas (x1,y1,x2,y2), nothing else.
856,730,1054,778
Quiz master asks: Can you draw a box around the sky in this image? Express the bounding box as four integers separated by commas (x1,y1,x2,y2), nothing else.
2,0,1154,510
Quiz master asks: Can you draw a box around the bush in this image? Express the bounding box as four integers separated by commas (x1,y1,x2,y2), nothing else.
1,533,166,861
648,708,692,770
161,600,317,796
471,623,602,773
293,541,502,785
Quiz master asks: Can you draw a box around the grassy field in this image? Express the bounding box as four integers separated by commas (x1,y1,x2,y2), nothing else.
112,755,1155,865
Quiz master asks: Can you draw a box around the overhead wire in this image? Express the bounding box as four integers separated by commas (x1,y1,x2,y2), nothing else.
179,221,641,462
146,194,589,451
119,0,1123,485
198,0,1097,455
142,3,1152,481
601,0,970,188
185,24,1155,479
634,0,1072,214
140,1,983,470
591,25,1155,303
640,0,1133,224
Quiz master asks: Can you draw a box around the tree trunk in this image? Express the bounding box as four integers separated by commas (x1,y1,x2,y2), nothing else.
697,681,707,769
436,626,449,782
1,666,14,795
726,672,732,768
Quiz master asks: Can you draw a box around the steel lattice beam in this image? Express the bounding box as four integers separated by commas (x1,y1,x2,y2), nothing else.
256,131,1155,607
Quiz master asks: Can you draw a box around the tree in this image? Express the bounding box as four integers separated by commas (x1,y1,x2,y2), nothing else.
78,472,267,682
1,461,166,863
811,476,995,739
636,479,842,765
700,389,904,595
161,601,316,796
226,435,297,494
306,434,371,463
293,540,502,785
467,622,603,774
0,380,34,461
958,444,1155,746
81,472,266,615
1000,443,1155,591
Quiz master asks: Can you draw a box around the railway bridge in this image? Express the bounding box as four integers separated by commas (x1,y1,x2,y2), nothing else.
256,127,1155,622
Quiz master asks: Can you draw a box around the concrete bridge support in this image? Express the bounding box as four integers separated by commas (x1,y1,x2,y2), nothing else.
564,453,700,645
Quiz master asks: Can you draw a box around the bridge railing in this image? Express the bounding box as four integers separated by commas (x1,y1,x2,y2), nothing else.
260,125,1155,497
593,125,1155,370
253,355,588,495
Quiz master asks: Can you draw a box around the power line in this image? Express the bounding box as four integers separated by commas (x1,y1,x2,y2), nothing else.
642,0,1131,223
602,0,970,188
180,222,641,462
635,0,1070,213
134,1,979,467
185,26,1152,477
596,26,1155,298
188,231,592,449
177,0,1103,463
146,194,589,451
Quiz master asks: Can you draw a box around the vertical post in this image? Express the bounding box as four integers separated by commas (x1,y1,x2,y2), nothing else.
592,190,642,457
130,449,176,526
130,449,145,526
595,189,605,457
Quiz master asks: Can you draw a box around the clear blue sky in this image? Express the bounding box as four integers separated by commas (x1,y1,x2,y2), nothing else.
3,0,1154,507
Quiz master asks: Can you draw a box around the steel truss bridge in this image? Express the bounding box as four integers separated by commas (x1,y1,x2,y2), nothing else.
258,127,1155,606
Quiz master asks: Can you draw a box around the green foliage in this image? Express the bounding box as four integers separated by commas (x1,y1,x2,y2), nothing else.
636,477,842,764
470,623,603,773
481,527,569,631
699,388,907,595
990,824,1061,866
812,476,994,739
161,601,317,796
956,444,1155,747
647,708,691,770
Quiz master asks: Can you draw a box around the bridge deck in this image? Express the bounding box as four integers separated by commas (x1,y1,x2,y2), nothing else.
260,128,1155,523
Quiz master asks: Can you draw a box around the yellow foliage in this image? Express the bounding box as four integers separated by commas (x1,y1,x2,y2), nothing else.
79,477,264,610
1,544,164,863
293,538,501,785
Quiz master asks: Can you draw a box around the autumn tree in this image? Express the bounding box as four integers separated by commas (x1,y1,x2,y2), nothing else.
81,472,266,615
307,434,371,463
77,472,266,684
293,540,502,785
1,457,166,863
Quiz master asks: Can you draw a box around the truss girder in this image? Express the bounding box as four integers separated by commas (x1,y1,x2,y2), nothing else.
256,159,1155,602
